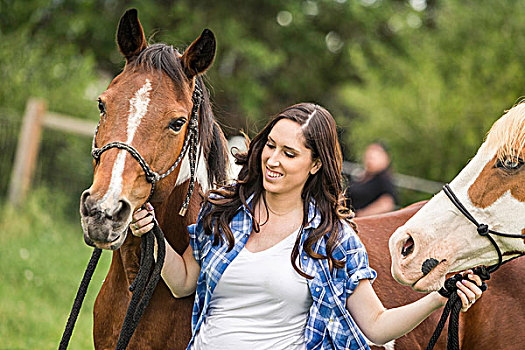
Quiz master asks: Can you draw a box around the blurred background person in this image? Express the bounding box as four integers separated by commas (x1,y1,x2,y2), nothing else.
346,142,397,217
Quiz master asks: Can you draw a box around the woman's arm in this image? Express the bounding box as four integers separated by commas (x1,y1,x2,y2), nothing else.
131,205,201,298
346,274,483,345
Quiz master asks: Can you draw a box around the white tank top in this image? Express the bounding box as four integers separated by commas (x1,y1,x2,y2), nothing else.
192,229,312,350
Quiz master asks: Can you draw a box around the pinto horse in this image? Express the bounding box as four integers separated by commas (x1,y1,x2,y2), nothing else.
79,9,231,349
389,102,525,292
386,103,525,348
357,204,525,349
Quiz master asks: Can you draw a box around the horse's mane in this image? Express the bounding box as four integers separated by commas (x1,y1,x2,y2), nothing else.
485,101,525,161
129,43,229,186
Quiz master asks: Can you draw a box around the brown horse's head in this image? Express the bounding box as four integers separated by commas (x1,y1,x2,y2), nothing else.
389,103,525,292
80,9,229,250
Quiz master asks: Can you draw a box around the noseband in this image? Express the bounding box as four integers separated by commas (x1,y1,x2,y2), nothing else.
91,81,204,215
442,183,525,273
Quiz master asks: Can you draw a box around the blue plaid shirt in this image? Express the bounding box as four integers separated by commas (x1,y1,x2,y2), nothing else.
187,195,377,350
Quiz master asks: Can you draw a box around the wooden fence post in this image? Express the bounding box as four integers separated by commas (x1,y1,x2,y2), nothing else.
8,98,46,206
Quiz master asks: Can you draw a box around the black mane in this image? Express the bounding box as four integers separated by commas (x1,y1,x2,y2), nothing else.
130,43,229,187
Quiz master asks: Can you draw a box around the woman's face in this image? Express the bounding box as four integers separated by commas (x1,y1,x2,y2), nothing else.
261,119,320,198
363,144,390,174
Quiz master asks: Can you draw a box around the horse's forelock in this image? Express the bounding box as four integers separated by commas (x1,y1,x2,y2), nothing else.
485,102,525,161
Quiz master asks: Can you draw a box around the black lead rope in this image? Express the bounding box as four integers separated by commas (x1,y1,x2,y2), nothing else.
59,248,102,350
425,184,525,350
115,221,165,349
58,223,165,350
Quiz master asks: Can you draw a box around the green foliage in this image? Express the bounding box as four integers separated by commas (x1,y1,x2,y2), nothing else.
340,0,525,182
2,0,525,208
0,188,111,349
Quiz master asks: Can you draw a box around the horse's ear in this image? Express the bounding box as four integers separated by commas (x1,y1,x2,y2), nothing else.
117,9,147,61
181,29,216,78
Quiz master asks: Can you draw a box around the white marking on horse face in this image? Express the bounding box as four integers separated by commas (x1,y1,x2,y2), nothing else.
175,147,210,193
100,79,152,206
390,142,502,288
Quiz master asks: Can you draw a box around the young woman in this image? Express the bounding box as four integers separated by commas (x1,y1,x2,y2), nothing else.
131,103,483,350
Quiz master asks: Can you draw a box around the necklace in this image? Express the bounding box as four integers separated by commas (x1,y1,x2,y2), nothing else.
266,203,300,217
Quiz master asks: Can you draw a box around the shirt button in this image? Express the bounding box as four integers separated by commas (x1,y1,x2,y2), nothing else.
329,318,333,323
244,234,248,238
315,287,320,292
222,259,227,263
303,255,307,260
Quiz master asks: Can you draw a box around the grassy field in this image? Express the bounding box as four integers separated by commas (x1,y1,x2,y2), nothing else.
0,189,111,349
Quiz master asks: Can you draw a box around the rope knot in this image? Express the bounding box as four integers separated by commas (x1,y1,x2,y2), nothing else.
477,224,489,236
91,148,101,159
438,273,462,298
146,172,160,183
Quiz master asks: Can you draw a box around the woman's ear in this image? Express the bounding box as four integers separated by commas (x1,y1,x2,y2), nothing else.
310,159,322,175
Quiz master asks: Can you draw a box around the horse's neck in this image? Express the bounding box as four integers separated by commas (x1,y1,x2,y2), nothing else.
154,181,203,254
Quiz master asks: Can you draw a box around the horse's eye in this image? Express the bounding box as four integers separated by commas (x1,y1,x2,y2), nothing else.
496,156,523,170
169,118,187,132
97,99,106,115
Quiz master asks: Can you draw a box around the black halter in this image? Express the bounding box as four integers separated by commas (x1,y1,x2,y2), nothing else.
442,183,525,273
91,81,204,215
425,184,525,350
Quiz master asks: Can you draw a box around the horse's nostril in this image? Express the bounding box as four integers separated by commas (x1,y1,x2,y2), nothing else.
80,190,92,217
401,236,415,257
113,199,131,222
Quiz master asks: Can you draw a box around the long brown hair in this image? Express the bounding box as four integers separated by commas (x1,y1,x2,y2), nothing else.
203,103,354,278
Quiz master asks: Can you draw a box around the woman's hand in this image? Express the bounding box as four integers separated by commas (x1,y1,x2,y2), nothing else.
456,270,484,312
130,202,155,237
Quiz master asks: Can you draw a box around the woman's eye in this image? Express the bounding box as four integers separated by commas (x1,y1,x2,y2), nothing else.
97,99,106,115
265,142,275,149
284,152,296,158
169,118,187,132
496,156,523,170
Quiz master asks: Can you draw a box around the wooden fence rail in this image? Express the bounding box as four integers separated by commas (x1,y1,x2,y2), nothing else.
7,98,443,206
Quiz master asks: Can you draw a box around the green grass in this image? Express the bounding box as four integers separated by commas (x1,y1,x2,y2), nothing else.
0,189,111,349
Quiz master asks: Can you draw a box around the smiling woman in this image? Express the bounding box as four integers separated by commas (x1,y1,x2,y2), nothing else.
130,102,485,350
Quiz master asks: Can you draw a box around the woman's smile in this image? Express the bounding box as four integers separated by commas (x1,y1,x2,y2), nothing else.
265,167,283,180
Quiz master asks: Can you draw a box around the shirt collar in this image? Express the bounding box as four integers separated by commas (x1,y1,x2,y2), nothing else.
238,193,321,230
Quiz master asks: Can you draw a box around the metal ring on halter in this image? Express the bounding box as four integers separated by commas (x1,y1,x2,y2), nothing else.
90,80,204,213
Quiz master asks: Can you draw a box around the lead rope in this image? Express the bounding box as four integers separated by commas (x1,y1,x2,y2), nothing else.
425,184,525,350
425,266,489,350
115,220,165,349
58,222,165,350
59,248,102,349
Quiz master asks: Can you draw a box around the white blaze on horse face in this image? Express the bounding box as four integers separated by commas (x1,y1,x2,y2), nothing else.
101,79,152,206
390,141,501,290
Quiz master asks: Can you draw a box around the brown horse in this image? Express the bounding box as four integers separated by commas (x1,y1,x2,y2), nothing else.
79,9,231,349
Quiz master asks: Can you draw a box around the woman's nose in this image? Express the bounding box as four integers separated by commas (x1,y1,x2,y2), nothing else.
267,151,280,167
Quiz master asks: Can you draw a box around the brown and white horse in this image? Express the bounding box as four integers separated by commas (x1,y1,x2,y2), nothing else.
79,9,231,349
358,204,525,350
389,102,525,293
